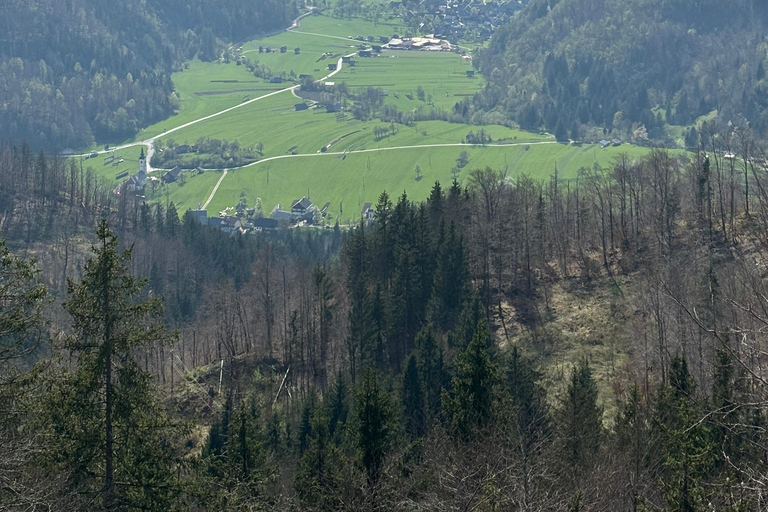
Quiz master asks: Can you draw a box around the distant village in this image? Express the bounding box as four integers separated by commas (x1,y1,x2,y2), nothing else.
186,196,376,235
389,0,532,42
119,149,375,235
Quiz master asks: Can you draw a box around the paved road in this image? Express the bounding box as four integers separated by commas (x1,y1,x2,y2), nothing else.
200,140,559,209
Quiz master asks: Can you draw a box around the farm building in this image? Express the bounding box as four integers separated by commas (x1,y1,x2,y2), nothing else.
253,218,278,231
362,203,375,223
291,197,312,216
466,70,475,77
294,47,300,54
359,50,372,57
280,45,288,53
372,45,382,52
328,63,338,71
162,166,182,183
326,103,342,113
269,77,283,83
295,103,309,111
299,73,312,79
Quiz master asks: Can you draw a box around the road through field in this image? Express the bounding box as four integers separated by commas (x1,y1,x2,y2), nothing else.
200,140,560,209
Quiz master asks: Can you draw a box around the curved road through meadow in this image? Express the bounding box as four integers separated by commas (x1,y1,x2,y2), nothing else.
201,140,558,210
78,10,557,211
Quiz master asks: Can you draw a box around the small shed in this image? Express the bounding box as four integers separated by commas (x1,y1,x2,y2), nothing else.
269,76,283,83
280,45,288,53
372,45,382,52
466,70,475,77
359,50,372,57
328,63,338,71
295,103,309,111
294,47,301,54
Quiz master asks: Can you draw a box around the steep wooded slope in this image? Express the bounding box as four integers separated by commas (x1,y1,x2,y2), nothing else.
476,0,768,140
0,0,295,149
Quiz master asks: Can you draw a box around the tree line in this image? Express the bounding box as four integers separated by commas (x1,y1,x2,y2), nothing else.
0,0,296,150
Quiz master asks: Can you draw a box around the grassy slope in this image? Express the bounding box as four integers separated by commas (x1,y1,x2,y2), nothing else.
206,142,663,223
84,13,686,216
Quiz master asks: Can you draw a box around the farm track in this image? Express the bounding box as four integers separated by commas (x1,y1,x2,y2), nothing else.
199,141,559,209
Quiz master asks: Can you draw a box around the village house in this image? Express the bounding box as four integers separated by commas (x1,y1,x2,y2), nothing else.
361,202,375,223
162,166,182,183
291,197,313,219
252,217,279,232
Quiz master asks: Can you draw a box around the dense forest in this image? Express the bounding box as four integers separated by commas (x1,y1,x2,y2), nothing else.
5,118,768,509
475,0,768,143
0,0,295,150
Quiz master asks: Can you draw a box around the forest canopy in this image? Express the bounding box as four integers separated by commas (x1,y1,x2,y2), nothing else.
476,0,768,141
0,0,295,150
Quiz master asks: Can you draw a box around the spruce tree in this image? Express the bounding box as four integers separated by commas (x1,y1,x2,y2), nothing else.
355,369,395,487
55,219,179,509
560,358,602,475
402,352,426,438
446,320,497,440
165,201,181,237
326,371,349,443
506,347,548,452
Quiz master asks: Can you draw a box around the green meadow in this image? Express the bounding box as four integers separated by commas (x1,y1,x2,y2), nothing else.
204,142,664,223
333,52,481,110
84,12,687,216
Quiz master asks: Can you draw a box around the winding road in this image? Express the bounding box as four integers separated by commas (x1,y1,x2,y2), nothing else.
79,10,557,212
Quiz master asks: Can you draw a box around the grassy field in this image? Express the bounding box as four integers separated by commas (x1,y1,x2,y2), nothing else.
79,11,688,217
145,171,223,212
154,90,549,158
333,51,481,110
204,142,668,224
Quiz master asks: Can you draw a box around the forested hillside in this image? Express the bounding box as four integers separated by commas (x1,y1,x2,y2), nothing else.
476,0,768,143
5,122,768,508
0,0,295,149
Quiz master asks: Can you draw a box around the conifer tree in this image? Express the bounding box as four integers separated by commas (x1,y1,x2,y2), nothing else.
166,201,181,237
54,219,179,509
560,358,602,475
654,354,714,512
402,352,426,438
355,368,396,487
414,325,447,422
506,347,548,452
295,412,344,510
446,320,497,440
327,371,349,443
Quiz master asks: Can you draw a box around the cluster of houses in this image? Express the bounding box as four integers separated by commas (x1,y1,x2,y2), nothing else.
122,148,196,194
189,197,377,235
599,138,623,148
390,0,529,42
385,35,451,51
120,152,378,236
